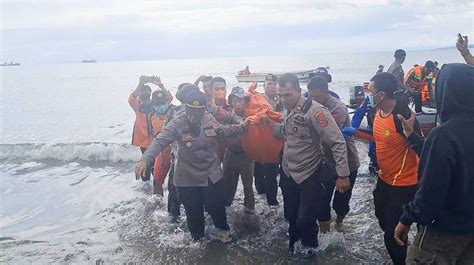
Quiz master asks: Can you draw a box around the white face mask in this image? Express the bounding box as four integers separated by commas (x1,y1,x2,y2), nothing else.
371,92,384,108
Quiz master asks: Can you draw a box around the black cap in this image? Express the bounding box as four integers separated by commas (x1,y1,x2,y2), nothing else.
176,84,199,103
152,90,168,105
311,67,332,83
307,75,329,91
265,74,278,82
424,61,435,70
315,67,329,74
185,90,207,109
228,86,250,103
394,49,406,59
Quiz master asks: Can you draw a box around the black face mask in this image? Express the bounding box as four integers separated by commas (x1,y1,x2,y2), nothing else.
139,102,153,113
188,122,201,137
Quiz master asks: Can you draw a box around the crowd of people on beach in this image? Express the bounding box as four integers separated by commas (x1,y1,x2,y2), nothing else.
129,35,474,263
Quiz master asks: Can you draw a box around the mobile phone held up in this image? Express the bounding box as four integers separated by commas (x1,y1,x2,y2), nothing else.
202,76,212,82
143,76,159,84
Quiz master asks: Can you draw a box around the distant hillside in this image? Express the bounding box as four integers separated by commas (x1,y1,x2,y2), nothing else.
433,44,474,50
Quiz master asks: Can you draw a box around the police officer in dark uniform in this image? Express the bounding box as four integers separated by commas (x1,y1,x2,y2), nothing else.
263,73,350,258
164,83,198,218
135,89,249,242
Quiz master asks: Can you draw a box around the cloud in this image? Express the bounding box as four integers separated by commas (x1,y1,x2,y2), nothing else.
1,0,387,31
1,0,473,63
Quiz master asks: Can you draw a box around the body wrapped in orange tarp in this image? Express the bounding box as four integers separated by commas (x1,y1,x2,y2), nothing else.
241,83,284,163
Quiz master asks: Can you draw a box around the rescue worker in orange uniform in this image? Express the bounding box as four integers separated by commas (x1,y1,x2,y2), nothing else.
420,71,434,107
129,75,172,184
129,76,155,181
343,73,423,265
150,88,174,196
404,61,435,114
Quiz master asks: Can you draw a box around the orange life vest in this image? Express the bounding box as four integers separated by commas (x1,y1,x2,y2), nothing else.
129,93,152,148
404,66,427,92
421,72,434,103
129,91,174,148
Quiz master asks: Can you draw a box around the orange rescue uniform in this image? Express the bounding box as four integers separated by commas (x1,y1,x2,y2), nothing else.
129,90,174,148
129,90,173,184
129,92,153,148
373,111,419,186
404,66,428,92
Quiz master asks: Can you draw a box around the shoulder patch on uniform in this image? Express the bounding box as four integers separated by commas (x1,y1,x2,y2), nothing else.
314,110,328,127
206,115,220,128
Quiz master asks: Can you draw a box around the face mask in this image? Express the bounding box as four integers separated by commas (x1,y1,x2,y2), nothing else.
154,104,169,115
372,92,384,107
188,122,201,137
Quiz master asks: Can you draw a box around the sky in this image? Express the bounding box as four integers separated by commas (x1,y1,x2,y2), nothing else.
1,0,473,63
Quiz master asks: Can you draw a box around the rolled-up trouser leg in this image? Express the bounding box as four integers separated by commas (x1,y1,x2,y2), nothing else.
241,160,255,209
333,170,358,218
316,170,336,222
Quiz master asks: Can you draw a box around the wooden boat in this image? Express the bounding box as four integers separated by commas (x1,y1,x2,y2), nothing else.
236,69,314,83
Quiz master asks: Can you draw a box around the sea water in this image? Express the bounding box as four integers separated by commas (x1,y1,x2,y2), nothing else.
0,49,463,263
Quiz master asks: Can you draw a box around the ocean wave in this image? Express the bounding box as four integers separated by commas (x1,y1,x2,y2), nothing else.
0,142,141,163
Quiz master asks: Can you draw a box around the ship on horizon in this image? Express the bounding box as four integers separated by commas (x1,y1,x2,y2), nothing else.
81,59,97,63
1,61,20,66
